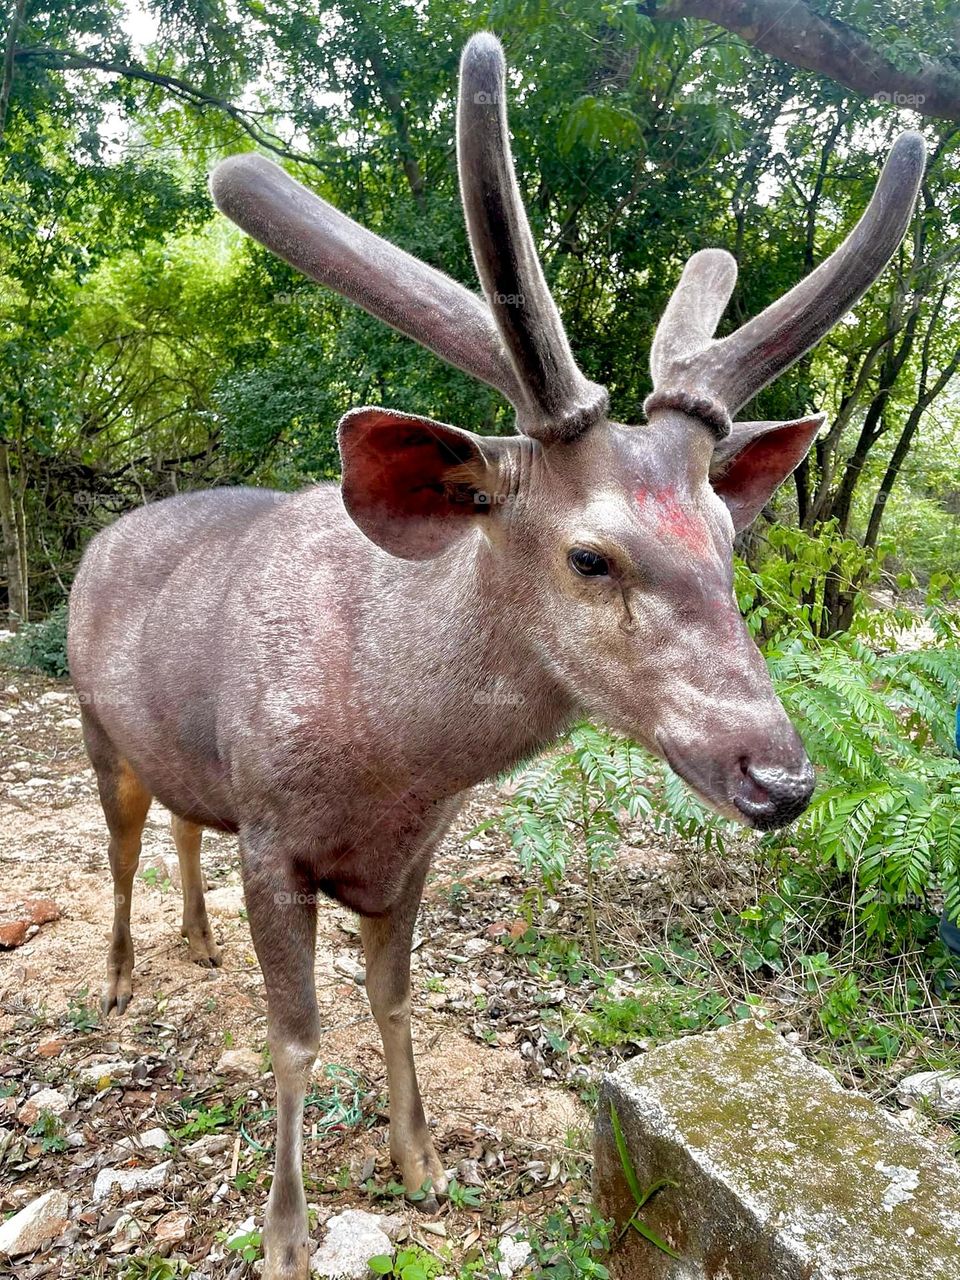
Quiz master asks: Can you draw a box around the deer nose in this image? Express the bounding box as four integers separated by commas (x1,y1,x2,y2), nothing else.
734,759,815,830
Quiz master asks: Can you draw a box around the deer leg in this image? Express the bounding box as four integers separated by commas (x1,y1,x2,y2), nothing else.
242,842,320,1280
92,746,152,1016
171,814,222,967
361,854,447,1206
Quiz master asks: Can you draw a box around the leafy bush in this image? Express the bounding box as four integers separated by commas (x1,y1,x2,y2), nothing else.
0,604,69,677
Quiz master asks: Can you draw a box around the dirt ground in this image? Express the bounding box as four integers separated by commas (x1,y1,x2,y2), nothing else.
0,672,590,1278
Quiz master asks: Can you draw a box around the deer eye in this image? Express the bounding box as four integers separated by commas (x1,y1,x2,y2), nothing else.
569,547,610,578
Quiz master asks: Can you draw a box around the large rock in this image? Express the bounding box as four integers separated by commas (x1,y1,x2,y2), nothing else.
594,1020,960,1279
0,1189,69,1257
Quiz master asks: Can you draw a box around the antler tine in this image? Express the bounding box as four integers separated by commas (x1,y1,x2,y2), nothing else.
650,249,738,384
210,153,525,409
457,33,608,443
712,131,926,414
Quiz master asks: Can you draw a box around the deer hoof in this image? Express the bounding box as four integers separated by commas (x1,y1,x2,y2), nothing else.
398,1144,448,1211
101,969,133,1016
183,925,223,968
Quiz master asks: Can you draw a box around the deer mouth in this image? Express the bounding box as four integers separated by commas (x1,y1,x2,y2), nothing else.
655,733,814,831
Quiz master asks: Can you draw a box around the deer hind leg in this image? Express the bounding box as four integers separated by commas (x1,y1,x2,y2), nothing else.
361,853,447,1207
241,839,320,1280
87,722,152,1016
171,814,222,967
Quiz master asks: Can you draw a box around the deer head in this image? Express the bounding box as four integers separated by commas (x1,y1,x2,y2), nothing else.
211,33,925,830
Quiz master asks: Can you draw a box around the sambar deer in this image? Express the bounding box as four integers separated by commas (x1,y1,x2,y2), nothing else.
68,32,925,1280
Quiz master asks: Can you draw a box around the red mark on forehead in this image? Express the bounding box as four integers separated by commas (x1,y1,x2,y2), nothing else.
635,486,710,556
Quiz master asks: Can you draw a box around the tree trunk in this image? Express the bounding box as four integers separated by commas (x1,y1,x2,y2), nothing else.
0,439,27,625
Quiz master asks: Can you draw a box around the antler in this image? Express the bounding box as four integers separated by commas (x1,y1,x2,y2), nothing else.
457,33,608,443
646,131,927,436
209,153,526,409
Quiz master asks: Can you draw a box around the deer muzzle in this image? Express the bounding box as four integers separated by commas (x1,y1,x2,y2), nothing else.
733,758,815,831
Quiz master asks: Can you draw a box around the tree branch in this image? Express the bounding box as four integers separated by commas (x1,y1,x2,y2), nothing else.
651,0,960,121
13,45,338,175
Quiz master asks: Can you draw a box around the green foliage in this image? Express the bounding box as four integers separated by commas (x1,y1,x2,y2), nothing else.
121,1256,191,1280
771,632,960,933
0,606,69,677
522,1206,613,1279
609,1104,678,1256
368,1246,443,1279
736,523,889,642
27,1110,67,1155
65,991,99,1033
173,1100,232,1139
224,1229,262,1264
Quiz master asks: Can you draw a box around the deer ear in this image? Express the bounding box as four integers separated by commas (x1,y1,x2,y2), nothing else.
709,413,825,532
337,407,509,560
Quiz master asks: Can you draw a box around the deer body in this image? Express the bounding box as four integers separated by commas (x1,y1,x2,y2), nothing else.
70,482,576,897
68,33,925,1280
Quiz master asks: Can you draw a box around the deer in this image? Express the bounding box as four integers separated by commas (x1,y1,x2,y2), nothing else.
67,31,925,1280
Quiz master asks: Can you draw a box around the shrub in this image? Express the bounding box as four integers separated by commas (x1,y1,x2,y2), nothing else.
0,604,69,677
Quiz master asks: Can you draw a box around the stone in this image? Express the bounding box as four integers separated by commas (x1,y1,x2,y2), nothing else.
60,716,82,730
77,1059,137,1086
205,884,245,916
115,1127,169,1153
0,920,29,949
140,853,181,891
154,1210,190,1245
897,1068,960,1117
39,690,70,705
594,1020,960,1279
310,1209,395,1277
225,1215,256,1248
183,1133,233,1159
93,1159,172,1203
0,897,60,950
109,1213,143,1250
36,1038,68,1058
334,955,366,984
497,1236,532,1278
216,1047,263,1078
18,1087,69,1127
0,1189,69,1257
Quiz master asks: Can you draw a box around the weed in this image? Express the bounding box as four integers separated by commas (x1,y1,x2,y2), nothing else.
369,1246,444,1279
27,1110,66,1154
65,990,98,1032
224,1228,262,1263
446,1176,483,1210
609,1104,678,1256
523,1204,612,1278
121,1256,191,1279
173,1100,231,1139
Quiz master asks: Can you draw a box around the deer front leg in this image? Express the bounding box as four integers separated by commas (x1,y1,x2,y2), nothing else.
241,841,320,1280
361,855,447,1207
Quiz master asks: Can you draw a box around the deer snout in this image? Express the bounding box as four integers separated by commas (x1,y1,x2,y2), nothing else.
733,757,815,830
